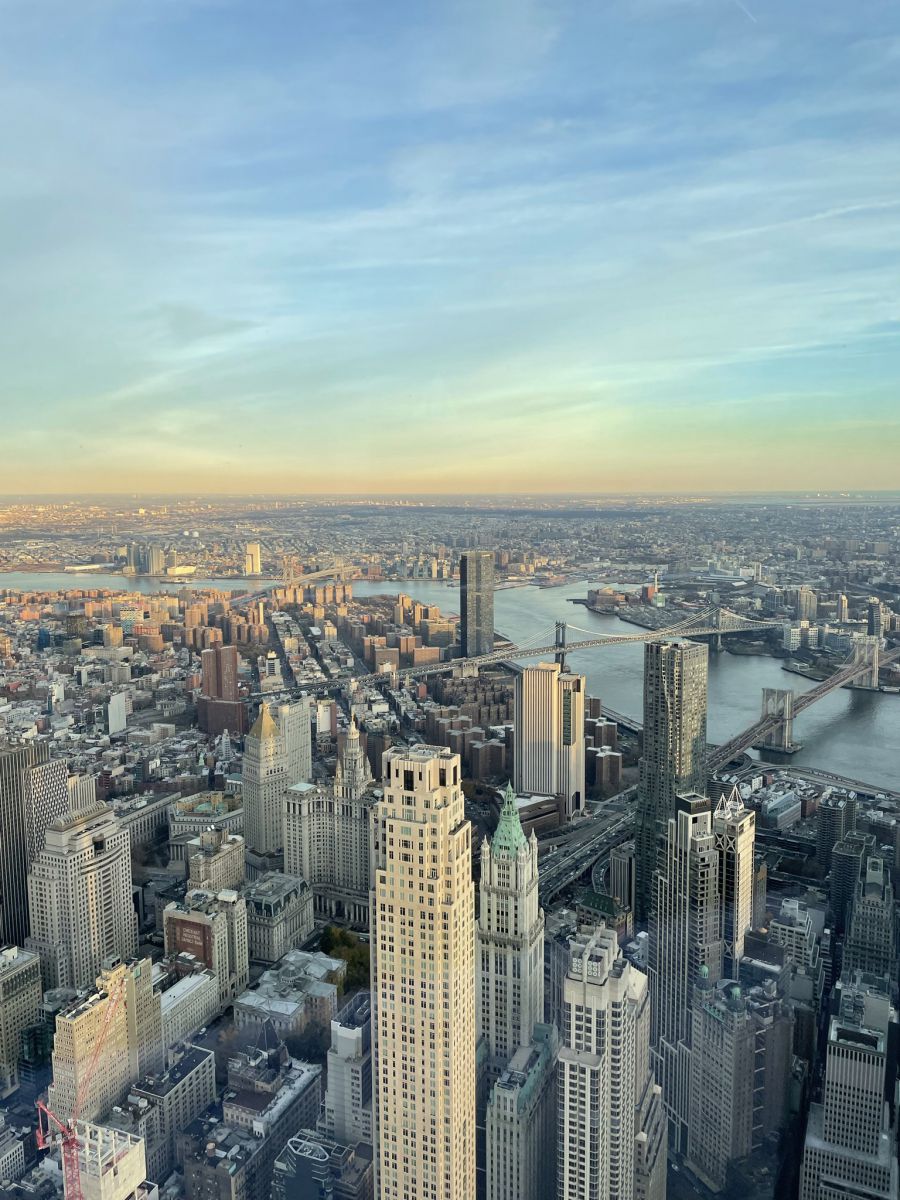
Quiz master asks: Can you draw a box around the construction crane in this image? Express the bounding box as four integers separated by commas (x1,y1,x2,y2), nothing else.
36,971,127,1200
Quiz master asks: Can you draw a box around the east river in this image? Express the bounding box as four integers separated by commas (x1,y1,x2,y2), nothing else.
2,573,897,792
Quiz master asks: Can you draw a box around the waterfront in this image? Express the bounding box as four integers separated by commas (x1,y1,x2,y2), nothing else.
2,572,896,792
349,580,900,794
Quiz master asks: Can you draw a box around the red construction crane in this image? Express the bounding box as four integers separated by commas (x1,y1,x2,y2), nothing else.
36,971,128,1200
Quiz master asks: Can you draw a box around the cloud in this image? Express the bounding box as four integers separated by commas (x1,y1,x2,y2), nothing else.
0,0,899,491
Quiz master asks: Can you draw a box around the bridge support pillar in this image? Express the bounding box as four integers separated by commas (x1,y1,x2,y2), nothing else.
757,687,798,753
852,636,880,689
555,621,568,670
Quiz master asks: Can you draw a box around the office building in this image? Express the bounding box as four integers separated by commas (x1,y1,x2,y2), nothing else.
799,980,898,1199
713,790,756,976
370,746,475,1200
0,742,69,947
320,991,373,1147
273,1131,374,1200
283,717,375,926
844,857,897,985
197,644,246,736
558,925,667,1200
635,641,708,921
485,1024,558,1200
831,829,875,933
242,702,287,861
649,792,723,1150
868,597,885,639
276,700,313,786
0,946,42,1098
478,782,544,1081
108,1046,217,1183
460,550,495,658
245,872,314,963
26,800,138,990
163,888,249,1010
244,542,262,576
47,958,161,1124
687,975,792,1192
816,792,857,873
512,662,586,820
187,828,245,892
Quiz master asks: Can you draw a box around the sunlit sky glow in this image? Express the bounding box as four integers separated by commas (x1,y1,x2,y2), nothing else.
2,0,899,493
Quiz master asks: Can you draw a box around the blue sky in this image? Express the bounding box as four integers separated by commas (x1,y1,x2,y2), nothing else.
2,0,899,493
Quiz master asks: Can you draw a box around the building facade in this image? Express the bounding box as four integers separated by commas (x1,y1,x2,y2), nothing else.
370,746,475,1200
26,801,138,990
460,550,495,658
512,662,586,820
649,793,723,1152
0,742,69,948
478,782,544,1082
635,640,708,922
557,925,667,1200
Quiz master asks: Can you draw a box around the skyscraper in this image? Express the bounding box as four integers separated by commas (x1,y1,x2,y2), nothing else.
713,789,756,977
686,974,792,1192
557,925,667,1200
512,662,586,820
244,542,262,576
0,742,69,947
197,644,246,736
370,746,475,1200
276,700,313,786
460,550,495,658
844,857,897,984
47,957,161,1123
635,640,708,922
242,703,287,863
0,945,42,1099
320,991,373,1149
477,783,545,1082
799,979,898,1199
649,792,723,1151
26,801,138,990
485,1024,559,1200
283,717,375,925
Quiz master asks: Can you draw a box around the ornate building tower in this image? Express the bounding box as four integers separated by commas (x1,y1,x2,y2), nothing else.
478,783,545,1082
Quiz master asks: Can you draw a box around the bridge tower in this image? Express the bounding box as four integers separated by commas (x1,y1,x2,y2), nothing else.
710,605,724,653
756,687,797,753
555,621,568,670
851,635,880,689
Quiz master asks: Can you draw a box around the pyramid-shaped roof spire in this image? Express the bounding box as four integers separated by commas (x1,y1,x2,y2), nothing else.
249,702,279,742
490,781,528,857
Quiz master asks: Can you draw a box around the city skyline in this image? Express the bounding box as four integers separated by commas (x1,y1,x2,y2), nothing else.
2,1,900,492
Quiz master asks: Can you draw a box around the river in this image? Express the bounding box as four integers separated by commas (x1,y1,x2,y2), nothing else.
2,572,896,791
349,580,899,794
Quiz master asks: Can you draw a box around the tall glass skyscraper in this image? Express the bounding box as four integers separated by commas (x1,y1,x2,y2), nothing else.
460,550,495,657
635,639,709,922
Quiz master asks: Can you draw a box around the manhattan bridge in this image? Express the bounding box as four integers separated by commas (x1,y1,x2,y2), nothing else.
242,575,898,900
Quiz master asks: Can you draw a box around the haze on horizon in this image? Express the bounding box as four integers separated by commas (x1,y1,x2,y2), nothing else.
2,0,899,494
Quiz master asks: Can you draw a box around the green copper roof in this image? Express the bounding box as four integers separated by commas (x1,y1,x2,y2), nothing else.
491,782,528,857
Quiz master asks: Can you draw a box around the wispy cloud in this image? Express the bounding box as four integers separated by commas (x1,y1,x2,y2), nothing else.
0,0,898,491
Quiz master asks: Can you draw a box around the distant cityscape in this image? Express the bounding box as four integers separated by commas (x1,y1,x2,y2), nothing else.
0,495,897,1200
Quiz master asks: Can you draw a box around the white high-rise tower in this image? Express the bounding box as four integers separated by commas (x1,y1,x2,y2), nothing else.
713,788,756,977
558,925,667,1200
26,801,137,990
478,782,544,1081
371,745,475,1200
512,662,585,820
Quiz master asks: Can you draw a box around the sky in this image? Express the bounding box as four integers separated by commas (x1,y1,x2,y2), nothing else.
2,0,899,495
